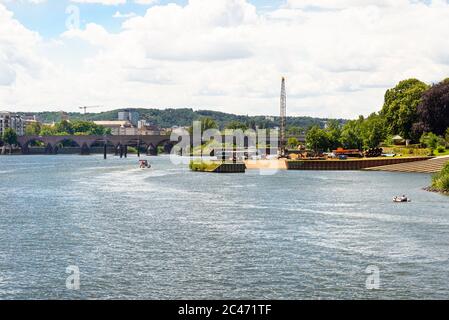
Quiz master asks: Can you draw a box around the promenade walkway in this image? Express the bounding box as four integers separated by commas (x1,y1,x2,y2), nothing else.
363,156,449,173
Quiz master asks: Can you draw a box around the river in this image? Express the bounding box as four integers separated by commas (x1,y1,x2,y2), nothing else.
1,155,448,299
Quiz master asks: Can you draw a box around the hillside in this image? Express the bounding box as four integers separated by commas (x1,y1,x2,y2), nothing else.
18,108,345,130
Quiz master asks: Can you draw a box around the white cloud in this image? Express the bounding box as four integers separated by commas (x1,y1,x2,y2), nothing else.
2,0,449,119
286,0,410,10
0,4,47,87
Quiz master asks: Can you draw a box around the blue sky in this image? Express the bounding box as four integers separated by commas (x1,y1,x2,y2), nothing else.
1,0,449,117
3,0,284,38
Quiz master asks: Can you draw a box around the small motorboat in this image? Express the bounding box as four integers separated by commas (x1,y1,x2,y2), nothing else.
139,160,151,169
393,195,410,203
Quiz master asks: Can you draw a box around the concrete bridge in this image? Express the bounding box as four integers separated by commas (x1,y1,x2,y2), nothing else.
16,135,174,155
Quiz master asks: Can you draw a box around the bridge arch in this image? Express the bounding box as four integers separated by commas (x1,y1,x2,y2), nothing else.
156,139,174,155
20,138,53,154
53,138,81,155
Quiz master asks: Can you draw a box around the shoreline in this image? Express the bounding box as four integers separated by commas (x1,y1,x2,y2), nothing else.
423,186,449,196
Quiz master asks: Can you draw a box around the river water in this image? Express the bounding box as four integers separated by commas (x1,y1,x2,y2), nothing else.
0,155,449,299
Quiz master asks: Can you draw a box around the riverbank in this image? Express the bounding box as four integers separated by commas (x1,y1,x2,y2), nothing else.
427,162,449,195
423,186,449,195
242,157,432,171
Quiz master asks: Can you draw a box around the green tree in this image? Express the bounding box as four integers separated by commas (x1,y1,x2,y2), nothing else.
380,78,429,141
420,132,440,152
2,128,18,155
340,118,363,149
188,117,218,135
360,113,386,149
325,119,342,150
25,122,42,136
226,121,248,131
54,120,73,135
287,137,300,149
39,125,57,136
71,121,108,135
306,126,330,152
287,126,304,136
445,128,449,145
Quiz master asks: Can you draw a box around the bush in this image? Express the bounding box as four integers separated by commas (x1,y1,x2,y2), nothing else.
420,132,439,149
437,146,446,153
189,160,221,172
432,163,449,192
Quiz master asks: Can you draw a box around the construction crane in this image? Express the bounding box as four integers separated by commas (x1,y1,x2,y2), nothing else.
280,77,287,157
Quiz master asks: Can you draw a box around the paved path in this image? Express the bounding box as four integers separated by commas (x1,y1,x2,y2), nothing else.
363,156,449,173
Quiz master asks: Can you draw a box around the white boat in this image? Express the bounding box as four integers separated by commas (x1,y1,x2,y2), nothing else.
393,196,410,203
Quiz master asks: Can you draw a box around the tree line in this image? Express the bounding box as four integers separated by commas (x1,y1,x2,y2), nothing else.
305,78,449,153
24,120,111,136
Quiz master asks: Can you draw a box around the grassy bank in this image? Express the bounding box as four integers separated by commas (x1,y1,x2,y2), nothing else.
428,163,449,195
189,160,221,172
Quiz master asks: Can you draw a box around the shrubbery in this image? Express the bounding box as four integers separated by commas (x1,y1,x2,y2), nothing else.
431,163,449,192
189,161,221,172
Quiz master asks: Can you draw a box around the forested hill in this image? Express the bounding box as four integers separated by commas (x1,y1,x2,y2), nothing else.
19,108,344,130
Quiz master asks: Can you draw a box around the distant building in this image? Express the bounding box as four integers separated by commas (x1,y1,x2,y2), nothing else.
22,114,41,133
137,120,163,135
94,120,138,135
0,111,24,136
118,110,139,126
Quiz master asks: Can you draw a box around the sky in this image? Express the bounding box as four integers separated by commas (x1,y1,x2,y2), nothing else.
1,0,449,118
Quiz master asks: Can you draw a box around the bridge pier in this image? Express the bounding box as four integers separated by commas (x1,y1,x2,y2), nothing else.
45,143,53,155
80,143,90,155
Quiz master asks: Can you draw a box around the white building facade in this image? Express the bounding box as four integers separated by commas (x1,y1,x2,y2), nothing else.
0,111,25,137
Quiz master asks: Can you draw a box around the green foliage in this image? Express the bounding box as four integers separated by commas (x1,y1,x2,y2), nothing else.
127,146,138,154
432,162,449,192
39,125,57,136
2,128,18,145
420,132,440,150
445,128,449,144
360,113,386,149
340,118,363,149
325,119,342,150
437,146,446,153
188,117,218,135
287,126,304,136
287,137,300,148
189,160,221,172
306,126,330,152
25,122,42,136
71,121,108,135
38,120,110,136
226,121,248,131
380,78,429,140
17,109,341,131
54,120,73,135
